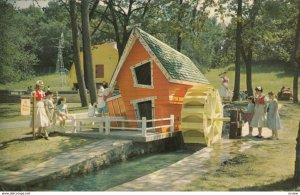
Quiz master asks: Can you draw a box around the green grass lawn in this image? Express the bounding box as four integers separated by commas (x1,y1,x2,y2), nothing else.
0,73,73,91
0,127,97,172
205,64,300,97
182,102,300,191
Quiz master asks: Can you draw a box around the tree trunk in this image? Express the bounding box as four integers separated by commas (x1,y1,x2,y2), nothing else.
295,121,300,184
292,5,300,103
241,47,254,97
176,0,183,52
69,0,88,107
241,0,259,98
293,61,299,103
232,0,242,101
81,0,97,104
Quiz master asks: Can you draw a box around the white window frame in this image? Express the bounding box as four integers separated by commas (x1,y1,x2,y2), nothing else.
130,59,154,89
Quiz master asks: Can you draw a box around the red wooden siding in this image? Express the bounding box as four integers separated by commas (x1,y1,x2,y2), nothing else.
114,39,193,132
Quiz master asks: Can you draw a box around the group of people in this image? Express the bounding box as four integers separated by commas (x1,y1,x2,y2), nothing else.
31,80,69,140
31,80,111,140
244,86,281,140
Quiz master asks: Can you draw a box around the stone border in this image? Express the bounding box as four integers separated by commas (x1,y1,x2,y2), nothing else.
0,134,184,191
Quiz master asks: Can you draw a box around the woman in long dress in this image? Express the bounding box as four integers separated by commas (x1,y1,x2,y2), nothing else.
31,80,50,140
267,91,281,140
250,86,267,138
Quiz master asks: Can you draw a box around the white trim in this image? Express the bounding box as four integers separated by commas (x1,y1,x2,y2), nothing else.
109,35,137,88
130,96,157,105
137,35,173,83
130,59,154,89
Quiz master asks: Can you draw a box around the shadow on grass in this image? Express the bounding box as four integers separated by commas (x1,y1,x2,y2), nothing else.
0,135,33,150
0,104,20,119
230,177,300,191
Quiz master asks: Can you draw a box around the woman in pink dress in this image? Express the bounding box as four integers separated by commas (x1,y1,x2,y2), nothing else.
250,86,267,138
31,80,50,140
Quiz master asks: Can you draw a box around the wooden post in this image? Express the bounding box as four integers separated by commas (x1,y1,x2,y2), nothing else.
105,116,110,135
295,121,300,185
170,115,174,133
229,109,242,139
32,91,36,139
142,117,147,137
237,109,242,137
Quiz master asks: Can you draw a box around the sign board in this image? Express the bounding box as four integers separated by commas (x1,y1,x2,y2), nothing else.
21,96,31,116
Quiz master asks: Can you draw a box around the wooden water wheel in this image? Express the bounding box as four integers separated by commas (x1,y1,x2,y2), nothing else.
180,85,226,146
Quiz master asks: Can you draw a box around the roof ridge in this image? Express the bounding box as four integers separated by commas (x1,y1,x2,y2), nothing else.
135,28,191,60
133,27,209,85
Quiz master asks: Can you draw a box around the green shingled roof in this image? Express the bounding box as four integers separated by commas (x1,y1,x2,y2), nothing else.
136,28,209,84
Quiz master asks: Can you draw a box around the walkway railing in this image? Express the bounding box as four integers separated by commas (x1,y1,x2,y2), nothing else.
73,115,175,137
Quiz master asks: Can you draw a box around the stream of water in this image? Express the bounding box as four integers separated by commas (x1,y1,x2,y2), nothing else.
36,150,192,191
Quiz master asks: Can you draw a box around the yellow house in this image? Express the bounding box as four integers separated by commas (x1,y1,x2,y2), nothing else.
69,42,119,89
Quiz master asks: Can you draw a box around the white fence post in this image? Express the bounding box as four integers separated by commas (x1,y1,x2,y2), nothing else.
99,118,104,133
170,115,174,133
142,117,147,137
105,116,110,135
75,121,81,133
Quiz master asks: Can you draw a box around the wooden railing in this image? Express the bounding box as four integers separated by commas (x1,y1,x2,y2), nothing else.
73,115,175,137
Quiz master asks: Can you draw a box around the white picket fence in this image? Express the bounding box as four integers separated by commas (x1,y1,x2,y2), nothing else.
72,114,175,137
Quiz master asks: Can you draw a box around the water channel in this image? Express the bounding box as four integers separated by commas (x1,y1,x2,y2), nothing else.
35,150,192,191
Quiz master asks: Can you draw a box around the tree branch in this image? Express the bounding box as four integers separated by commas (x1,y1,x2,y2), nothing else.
58,0,70,14
89,0,100,20
91,6,109,37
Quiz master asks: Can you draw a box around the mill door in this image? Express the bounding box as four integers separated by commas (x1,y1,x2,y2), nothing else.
137,100,153,127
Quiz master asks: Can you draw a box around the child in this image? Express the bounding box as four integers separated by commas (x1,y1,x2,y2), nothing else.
56,97,68,128
31,80,50,140
45,91,55,126
267,91,281,140
244,96,255,136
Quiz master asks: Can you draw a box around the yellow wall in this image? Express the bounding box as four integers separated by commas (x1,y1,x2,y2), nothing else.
69,42,119,86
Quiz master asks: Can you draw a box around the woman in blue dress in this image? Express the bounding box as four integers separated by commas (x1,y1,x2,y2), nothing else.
267,91,281,140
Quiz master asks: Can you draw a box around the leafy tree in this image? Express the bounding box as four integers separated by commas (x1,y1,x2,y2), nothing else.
240,0,262,97
34,1,73,71
257,0,299,102
0,1,37,84
94,0,151,57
